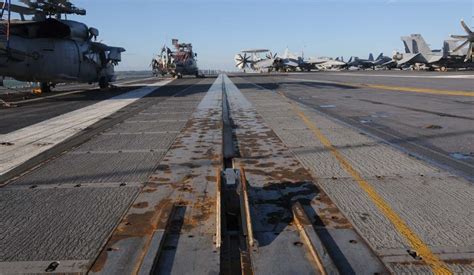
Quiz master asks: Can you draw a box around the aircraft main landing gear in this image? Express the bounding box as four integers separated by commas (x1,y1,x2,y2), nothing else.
40,82,52,93
99,77,109,89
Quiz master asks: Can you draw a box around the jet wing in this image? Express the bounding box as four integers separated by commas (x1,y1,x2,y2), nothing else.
381,60,396,67
427,55,443,64
284,60,299,67
325,60,346,66
306,59,328,65
397,53,424,65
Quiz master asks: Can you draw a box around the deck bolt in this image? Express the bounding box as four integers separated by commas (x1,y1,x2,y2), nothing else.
0,142,14,146
293,241,303,247
407,249,423,260
45,261,60,272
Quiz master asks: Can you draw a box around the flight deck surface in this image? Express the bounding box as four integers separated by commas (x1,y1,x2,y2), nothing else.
0,71,473,274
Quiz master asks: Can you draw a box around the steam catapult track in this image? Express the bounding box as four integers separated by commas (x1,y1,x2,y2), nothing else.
0,72,473,274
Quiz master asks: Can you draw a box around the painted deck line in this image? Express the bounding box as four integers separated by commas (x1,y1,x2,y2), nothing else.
287,77,474,96
293,72,474,79
0,80,173,177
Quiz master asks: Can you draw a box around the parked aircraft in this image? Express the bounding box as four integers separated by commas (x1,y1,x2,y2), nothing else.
0,0,125,93
450,19,474,62
345,54,375,69
306,56,346,70
393,22,474,71
345,53,392,69
234,49,277,72
152,39,199,78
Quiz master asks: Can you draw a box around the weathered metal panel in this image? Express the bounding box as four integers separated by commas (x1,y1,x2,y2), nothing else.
0,187,139,263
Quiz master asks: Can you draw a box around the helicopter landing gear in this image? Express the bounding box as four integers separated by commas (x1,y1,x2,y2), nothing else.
99,77,109,89
40,82,52,93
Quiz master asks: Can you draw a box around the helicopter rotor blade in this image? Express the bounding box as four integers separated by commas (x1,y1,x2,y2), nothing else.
452,40,469,53
451,35,469,40
461,19,473,35
465,42,473,62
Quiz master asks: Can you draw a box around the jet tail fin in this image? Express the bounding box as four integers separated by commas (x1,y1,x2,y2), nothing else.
411,34,432,54
376,53,384,61
368,53,374,61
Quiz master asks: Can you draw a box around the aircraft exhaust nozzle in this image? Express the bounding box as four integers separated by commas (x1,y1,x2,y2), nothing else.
393,52,403,61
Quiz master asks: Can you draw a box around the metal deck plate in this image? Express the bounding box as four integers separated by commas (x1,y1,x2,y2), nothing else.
232,75,474,272
0,186,139,272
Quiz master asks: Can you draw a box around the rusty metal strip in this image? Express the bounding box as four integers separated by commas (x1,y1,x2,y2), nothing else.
292,202,340,275
89,201,174,274
137,203,176,275
238,167,255,275
239,167,256,248
216,168,222,249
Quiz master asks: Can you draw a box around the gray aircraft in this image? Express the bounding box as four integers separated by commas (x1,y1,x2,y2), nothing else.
0,0,125,93
234,49,277,72
346,53,375,69
392,34,443,69
393,22,474,70
152,39,199,78
450,19,474,62
345,53,392,69
235,49,346,72
306,56,346,70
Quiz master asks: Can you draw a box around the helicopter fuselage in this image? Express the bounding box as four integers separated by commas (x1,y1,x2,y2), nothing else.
0,35,112,83
0,18,123,87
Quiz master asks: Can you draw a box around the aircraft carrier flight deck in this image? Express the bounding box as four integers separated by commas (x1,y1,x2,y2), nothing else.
0,71,473,274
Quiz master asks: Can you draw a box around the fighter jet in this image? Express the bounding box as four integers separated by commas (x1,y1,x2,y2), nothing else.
277,48,308,71
393,22,474,71
392,34,443,69
0,0,125,93
345,54,372,69
306,56,346,70
152,39,199,78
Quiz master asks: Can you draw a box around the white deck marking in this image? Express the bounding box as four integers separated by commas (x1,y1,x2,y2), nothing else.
0,80,172,177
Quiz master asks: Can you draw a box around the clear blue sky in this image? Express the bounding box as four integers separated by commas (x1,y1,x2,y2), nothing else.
27,0,474,71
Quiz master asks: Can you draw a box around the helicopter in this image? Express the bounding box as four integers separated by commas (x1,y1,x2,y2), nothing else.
151,39,199,78
0,0,125,93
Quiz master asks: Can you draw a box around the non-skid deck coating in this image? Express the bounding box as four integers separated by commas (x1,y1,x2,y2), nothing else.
0,80,172,177
0,73,473,274
90,75,223,274
231,75,474,273
0,77,213,274
224,75,386,274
